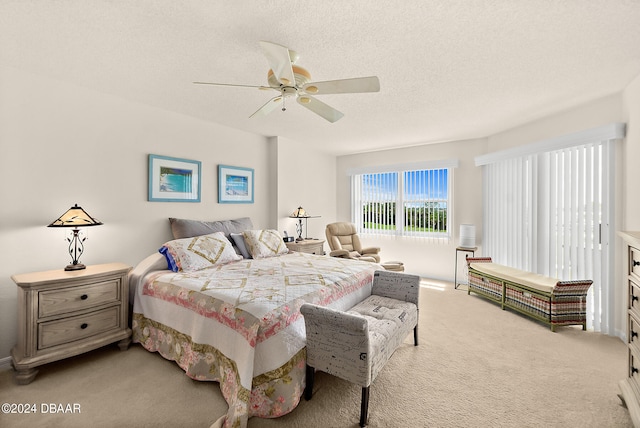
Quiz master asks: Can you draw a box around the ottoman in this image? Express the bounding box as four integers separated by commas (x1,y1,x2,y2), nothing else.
381,261,404,272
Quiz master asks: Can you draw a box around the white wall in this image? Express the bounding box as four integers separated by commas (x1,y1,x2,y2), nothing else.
623,73,640,231
486,93,623,151
273,136,336,248
0,66,273,358
336,138,487,280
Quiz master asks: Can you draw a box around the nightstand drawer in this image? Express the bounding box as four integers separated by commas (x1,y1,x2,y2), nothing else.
631,312,640,351
631,280,640,321
285,240,325,255
630,347,640,393
631,246,640,282
38,306,121,350
39,279,120,318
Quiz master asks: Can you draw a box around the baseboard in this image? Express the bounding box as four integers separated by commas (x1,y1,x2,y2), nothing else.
0,356,13,370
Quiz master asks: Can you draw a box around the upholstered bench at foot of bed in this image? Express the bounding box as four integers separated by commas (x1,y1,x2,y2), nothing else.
466,257,593,332
301,270,420,427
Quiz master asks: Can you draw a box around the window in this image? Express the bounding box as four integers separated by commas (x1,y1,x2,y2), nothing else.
350,160,457,239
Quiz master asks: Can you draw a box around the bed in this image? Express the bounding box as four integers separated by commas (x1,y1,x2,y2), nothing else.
129,218,379,427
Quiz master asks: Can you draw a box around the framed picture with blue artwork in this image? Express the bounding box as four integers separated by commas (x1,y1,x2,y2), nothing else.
148,154,201,202
218,165,254,204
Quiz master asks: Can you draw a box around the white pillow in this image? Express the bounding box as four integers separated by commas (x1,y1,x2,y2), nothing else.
159,232,242,272
242,229,289,259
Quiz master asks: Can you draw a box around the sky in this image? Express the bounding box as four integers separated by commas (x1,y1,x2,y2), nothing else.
361,169,448,203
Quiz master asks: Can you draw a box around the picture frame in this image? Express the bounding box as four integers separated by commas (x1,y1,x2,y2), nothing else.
218,165,254,204
148,154,201,202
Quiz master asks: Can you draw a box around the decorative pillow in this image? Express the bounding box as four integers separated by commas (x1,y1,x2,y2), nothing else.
169,217,253,257
159,246,180,272
159,232,241,272
230,233,251,259
242,229,289,259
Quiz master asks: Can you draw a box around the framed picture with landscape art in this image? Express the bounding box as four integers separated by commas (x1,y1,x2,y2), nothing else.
148,154,201,202
218,165,254,204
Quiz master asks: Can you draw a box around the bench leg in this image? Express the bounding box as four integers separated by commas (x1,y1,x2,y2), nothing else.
360,386,370,427
305,364,315,400
414,326,419,346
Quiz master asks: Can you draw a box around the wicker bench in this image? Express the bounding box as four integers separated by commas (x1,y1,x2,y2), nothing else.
301,270,420,427
466,257,592,332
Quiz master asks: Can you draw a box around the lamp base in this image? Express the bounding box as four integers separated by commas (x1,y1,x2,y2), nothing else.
65,263,86,271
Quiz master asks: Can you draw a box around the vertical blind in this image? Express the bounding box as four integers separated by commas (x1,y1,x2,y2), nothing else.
477,124,624,334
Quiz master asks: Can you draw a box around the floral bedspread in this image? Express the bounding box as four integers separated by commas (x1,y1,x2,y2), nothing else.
132,252,377,428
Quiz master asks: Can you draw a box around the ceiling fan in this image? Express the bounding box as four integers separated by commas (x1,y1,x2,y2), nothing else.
194,41,380,123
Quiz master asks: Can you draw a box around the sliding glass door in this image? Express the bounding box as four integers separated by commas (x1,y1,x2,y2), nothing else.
479,125,622,334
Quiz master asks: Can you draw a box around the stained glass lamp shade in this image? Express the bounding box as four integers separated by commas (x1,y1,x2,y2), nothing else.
48,204,102,271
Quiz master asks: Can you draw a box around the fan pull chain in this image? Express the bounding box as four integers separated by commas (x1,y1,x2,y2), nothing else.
282,95,286,112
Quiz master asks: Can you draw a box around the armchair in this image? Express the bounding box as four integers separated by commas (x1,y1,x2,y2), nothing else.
325,222,381,263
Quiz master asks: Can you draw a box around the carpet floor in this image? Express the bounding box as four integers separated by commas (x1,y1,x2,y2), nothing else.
0,280,633,427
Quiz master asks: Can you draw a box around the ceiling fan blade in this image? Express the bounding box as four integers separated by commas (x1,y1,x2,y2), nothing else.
296,95,344,123
259,41,296,86
193,81,273,90
302,76,380,95
249,96,283,118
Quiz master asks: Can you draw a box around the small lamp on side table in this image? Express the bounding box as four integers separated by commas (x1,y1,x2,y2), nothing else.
460,224,476,249
289,206,320,242
48,204,103,271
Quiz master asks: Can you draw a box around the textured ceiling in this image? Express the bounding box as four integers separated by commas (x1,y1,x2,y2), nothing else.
2,1,640,155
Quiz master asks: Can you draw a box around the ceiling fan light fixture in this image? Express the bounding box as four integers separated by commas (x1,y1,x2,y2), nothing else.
305,85,318,94
299,97,311,104
267,66,311,88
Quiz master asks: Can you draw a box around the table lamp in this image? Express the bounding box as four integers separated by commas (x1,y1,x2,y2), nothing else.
48,204,103,271
289,206,309,241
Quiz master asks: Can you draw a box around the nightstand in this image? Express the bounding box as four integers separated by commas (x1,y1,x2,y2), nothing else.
286,239,325,255
11,263,132,384
454,246,477,289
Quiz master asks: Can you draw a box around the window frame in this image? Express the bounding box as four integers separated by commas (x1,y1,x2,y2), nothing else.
349,160,458,239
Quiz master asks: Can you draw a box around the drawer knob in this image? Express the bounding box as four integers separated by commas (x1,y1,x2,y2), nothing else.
633,366,639,375
633,330,638,340
80,323,88,329
80,294,88,300
633,295,639,303
634,260,640,267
